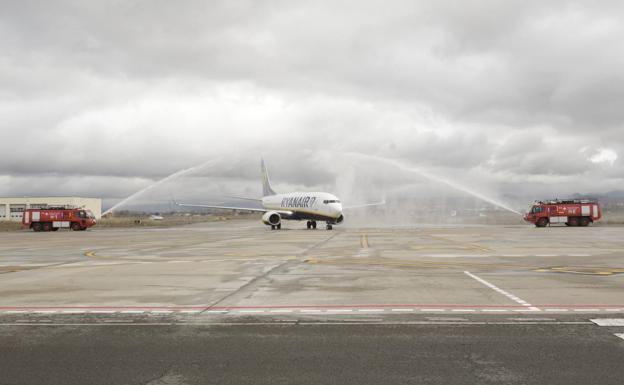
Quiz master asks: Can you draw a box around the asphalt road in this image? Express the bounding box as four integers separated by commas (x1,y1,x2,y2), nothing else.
1,320,623,385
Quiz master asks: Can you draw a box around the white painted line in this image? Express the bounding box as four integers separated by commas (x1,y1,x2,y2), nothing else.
299,309,323,313
606,309,623,312
203,310,228,314
61,310,86,314
615,334,624,340
591,319,624,326
239,310,264,314
150,311,173,314
33,311,57,314
3,311,27,314
325,309,353,313
358,309,384,312
179,310,201,314
452,309,476,312
88,310,116,314
269,309,294,313
420,309,445,312
574,309,600,312
121,310,145,314
391,309,415,312
464,271,539,311
481,309,507,312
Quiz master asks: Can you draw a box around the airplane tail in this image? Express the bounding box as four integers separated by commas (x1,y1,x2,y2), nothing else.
261,158,276,197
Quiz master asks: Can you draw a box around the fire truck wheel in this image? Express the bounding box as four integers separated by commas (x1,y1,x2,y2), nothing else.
32,223,42,232
71,223,82,231
568,217,579,227
42,222,52,232
580,217,590,226
536,218,548,227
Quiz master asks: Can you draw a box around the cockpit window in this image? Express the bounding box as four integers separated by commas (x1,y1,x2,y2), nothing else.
323,200,341,204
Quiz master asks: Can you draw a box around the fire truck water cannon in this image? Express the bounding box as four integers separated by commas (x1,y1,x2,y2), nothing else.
523,199,602,228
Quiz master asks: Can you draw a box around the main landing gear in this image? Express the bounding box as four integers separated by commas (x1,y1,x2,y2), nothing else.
270,224,281,230
306,221,317,230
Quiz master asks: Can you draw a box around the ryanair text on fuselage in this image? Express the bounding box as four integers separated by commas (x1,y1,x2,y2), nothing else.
281,196,316,208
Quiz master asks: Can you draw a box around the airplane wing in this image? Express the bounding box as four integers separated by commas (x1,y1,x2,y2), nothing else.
176,202,293,216
343,200,386,210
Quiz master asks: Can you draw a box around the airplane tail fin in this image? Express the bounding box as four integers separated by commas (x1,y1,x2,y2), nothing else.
261,158,276,197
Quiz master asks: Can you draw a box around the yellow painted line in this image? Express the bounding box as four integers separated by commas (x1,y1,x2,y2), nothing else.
422,234,492,252
304,257,529,270
534,266,624,276
360,234,369,248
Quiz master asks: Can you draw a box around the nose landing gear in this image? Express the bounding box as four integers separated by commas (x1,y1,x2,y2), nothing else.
326,223,333,230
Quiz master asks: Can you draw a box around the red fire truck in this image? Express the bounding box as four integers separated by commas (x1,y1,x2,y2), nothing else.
22,207,97,232
523,199,602,227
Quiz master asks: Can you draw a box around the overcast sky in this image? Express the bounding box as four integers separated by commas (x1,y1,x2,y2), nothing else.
1,0,623,209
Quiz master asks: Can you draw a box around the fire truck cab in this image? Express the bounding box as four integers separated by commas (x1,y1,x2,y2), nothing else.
524,199,601,227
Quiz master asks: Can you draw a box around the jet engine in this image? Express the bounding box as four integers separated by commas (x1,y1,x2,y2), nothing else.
262,211,281,226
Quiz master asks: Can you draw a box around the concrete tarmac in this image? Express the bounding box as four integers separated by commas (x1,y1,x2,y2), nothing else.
1,220,623,312
1,220,623,384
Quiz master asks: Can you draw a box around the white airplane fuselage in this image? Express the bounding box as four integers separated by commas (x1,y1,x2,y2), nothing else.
262,192,344,223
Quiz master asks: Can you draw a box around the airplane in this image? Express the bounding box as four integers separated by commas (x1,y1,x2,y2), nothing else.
176,159,384,230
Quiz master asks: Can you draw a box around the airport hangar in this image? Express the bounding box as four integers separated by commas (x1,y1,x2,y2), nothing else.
0,197,102,221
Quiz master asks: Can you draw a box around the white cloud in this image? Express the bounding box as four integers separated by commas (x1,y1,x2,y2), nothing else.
589,148,618,166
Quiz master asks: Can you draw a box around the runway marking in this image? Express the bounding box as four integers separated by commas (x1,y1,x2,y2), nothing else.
0,321,594,326
590,319,624,326
615,334,624,340
534,266,624,276
360,234,369,248
464,271,539,311
1,306,621,316
422,233,492,252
